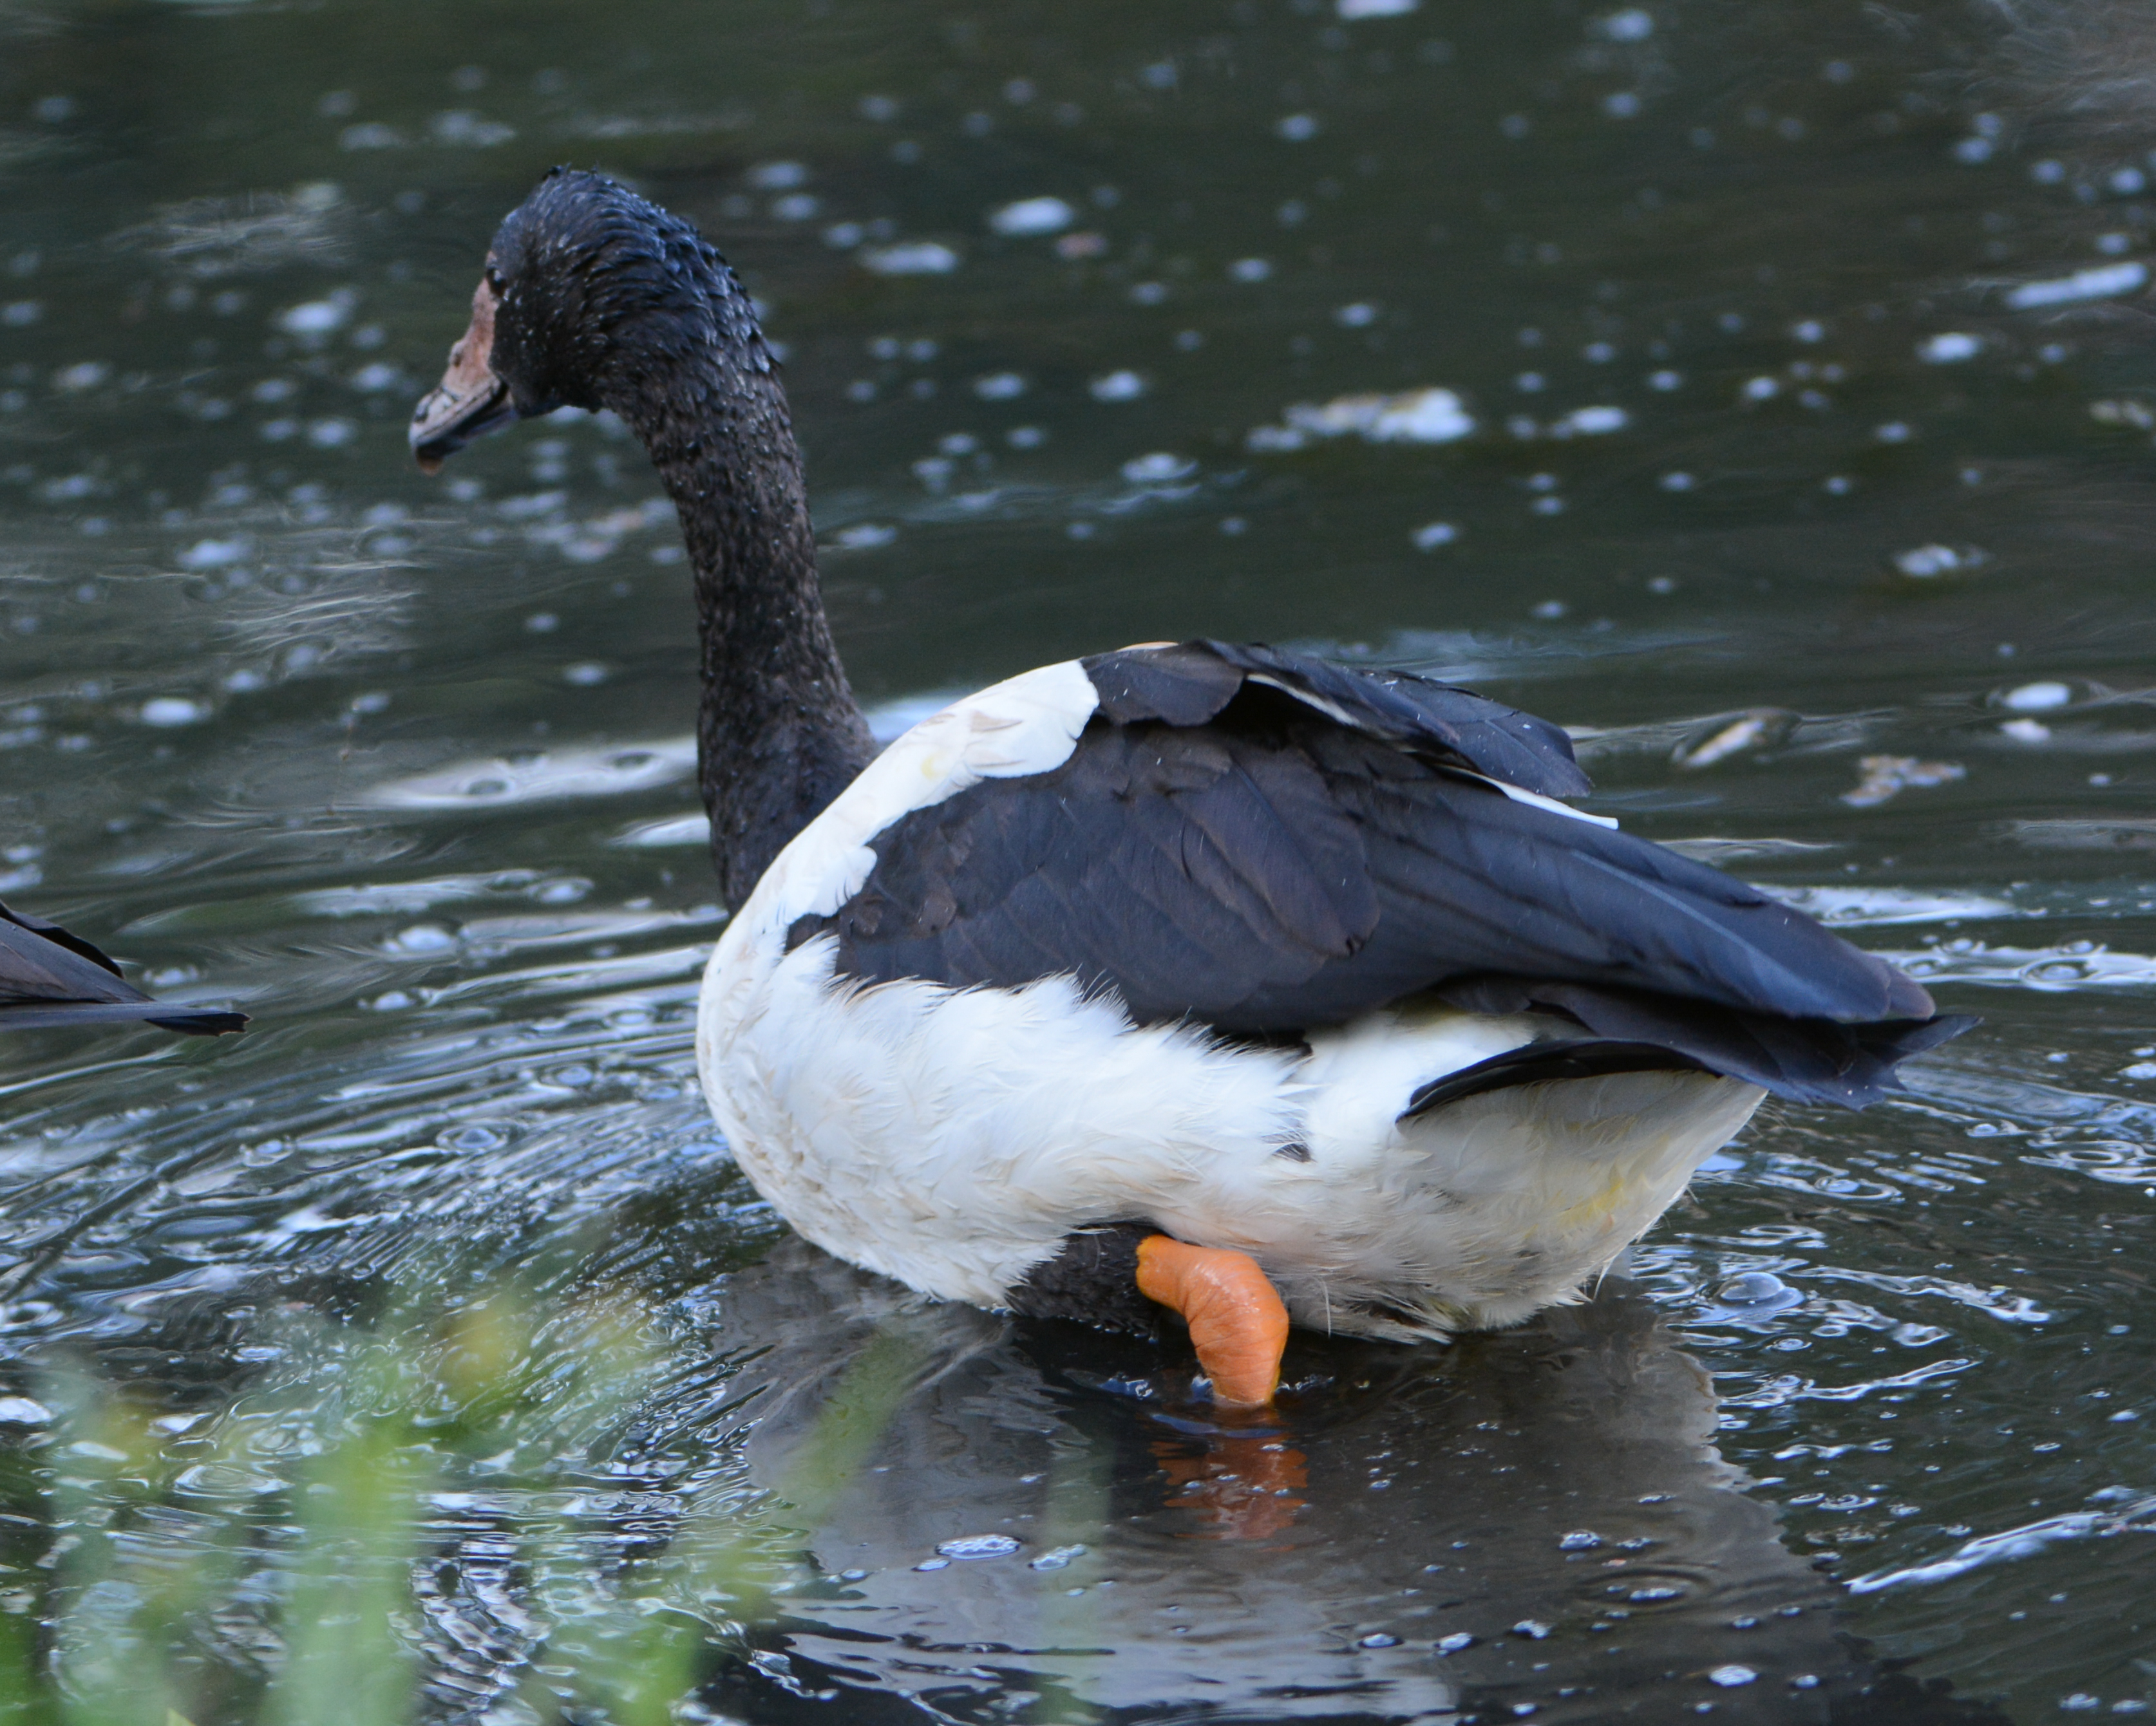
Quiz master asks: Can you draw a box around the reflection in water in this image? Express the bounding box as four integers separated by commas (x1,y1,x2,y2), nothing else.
681,1245,2009,1722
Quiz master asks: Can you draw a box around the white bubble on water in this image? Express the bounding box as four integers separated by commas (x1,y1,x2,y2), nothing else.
988,196,1073,236
1229,257,1274,283
52,362,109,392
2007,261,2146,310
747,160,808,189
860,241,959,276
1551,404,1627,436
1090,370,1149,402
833,523,896,550
936,1534,1020,1559
179,538,251,570
1892,543,1985,577
139,697,208,727
1339,0,1417,15
430,111,515,147
1918,332,1981,363
278,294,355,337
2003,681,2072,711
1121,452,1195,483
1598,8,1654,40
972,371,1027,400
1411,522,1457,550
1276,113,1320,141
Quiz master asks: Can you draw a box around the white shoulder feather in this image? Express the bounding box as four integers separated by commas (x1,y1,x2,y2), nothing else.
744,659,1099,937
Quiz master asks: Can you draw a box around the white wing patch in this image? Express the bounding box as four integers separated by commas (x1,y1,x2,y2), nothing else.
1477,774,1619,829
744,658,1099,937
1245,671,1357,729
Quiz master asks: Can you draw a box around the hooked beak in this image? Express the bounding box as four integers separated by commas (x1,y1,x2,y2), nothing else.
410,276,515,473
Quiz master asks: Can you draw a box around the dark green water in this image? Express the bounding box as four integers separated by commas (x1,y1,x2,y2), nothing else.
3,0,2156,1719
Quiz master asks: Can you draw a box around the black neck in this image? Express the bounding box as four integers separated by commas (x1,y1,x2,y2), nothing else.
601,282,874,908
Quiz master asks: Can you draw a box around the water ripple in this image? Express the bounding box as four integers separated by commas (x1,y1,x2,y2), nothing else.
1849,1492,2156,1593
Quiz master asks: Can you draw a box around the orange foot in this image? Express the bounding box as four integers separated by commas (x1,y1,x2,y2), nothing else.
1135,1235,1290,1408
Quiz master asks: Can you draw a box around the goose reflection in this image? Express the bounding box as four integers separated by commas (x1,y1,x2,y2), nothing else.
677,1241,2010,1724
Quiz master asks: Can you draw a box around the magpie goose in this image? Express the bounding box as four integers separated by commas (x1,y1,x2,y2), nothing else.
412,171,1973,1405
0,899,245,1036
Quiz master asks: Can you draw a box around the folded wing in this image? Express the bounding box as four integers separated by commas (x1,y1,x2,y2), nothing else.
786,646,1969,1105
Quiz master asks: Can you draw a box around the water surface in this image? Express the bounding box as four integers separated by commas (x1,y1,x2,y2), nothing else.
3,0,2156,1719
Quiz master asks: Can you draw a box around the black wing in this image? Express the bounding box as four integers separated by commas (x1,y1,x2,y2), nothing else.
0,901,247,1037
1083,639,1591,799
788,645,1969,1106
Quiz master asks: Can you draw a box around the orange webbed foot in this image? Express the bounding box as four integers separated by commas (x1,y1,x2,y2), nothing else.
1135,1235,1290,1409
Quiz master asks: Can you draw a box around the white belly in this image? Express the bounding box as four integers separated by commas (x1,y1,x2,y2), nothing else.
697,928,1763,1341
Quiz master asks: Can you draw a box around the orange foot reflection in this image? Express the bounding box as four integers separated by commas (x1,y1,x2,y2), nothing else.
1154,1434,1309,1541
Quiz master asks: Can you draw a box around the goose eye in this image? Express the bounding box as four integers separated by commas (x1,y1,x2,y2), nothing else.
484,266,506,295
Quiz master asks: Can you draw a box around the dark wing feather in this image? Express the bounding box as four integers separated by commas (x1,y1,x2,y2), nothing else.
0,899,247,1037
1431,977,1975,1110
1404,1040,1716,1113
1082,640,1591,798
790,664,1970,1106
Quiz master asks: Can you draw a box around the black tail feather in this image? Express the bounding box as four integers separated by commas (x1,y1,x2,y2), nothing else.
0,899,248,1039
1403,1039,1717,1116
1434,977,1976,1110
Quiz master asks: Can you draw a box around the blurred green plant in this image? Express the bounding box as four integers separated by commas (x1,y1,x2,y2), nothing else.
0,1271,925,1726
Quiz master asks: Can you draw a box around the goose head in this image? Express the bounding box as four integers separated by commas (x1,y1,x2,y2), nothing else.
411,167,768,473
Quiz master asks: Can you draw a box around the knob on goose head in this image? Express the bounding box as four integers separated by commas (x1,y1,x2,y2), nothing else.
411,168,778,468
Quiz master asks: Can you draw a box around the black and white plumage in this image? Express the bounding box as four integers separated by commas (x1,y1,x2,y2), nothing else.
790,639,1956,1107
0,900,245,1037
415,171,1973,1348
